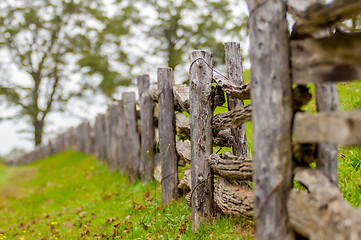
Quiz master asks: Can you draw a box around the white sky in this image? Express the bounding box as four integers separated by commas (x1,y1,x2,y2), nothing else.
0,0,250,156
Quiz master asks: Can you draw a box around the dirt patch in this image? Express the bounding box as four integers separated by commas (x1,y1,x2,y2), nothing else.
0,167,39,200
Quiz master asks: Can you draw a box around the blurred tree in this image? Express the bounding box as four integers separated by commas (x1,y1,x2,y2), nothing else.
0,0,138,146
142,0,248,70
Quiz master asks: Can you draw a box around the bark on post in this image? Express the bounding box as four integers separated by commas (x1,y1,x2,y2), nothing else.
246,1,295,239
158,68,178,204
137,75,155,184
225,42,248,157
122,92,140,183
189,50,214,232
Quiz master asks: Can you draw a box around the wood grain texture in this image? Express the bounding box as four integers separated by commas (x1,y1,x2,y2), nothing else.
138,75,155,184
294,110,361,146
158,68,178,205
291,32,361,84
288,0,361,35
176,139,191,163
208,152,253,181
212,105,252,133
288,167,361,240
173,84,190,112
214,176,254,219
122,92,140,183
213,75,250,100
189,50,214,232
225,42,249,158
246,0,295,239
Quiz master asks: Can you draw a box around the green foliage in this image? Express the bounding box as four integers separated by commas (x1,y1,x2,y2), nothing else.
0,150,254,239
0,0,138,145
142,0,248,70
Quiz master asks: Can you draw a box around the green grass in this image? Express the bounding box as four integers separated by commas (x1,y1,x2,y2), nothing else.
0,151,254,240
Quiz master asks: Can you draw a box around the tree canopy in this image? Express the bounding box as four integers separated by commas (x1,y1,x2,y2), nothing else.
0,0,138,146
142,0,248,70
0,0,249,147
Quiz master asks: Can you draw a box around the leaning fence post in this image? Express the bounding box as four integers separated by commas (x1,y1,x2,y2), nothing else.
247,0,295,239
122,92,140,183
189,50,214,232
137,75,155,184
158,68,178,204
225,42,249,157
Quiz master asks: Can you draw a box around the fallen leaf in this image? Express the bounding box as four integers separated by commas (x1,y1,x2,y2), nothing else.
79,211,87,218
75,207,82,214
141,222,149,230
107,218,116,224
103,194,112,200
179,226,186,234
63,221,74,228
136,205,144,211
144,191,151,198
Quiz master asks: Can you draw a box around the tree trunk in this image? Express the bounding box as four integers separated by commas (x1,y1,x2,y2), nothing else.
34,119,44,146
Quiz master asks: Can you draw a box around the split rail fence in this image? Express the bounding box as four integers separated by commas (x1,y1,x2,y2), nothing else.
6,0,361,238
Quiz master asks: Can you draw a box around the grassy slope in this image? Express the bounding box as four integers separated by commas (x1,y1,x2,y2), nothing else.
0,151,254,240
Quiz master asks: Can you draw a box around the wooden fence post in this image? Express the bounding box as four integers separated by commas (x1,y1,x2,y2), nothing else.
95,114,107,163
189,51,214,232
314,83,340,184
122,92,140,183
115,100,127,173
107,104,120,171
246,0,295,239
158,68,178,204
76,122,91,153
225,42,249,157
137,75,155,184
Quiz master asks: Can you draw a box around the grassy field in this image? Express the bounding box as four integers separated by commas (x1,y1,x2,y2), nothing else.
0,151,254,240
0,80,359,240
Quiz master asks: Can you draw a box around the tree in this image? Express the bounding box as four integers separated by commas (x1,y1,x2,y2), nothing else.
142,0,248,70
0,0,137,146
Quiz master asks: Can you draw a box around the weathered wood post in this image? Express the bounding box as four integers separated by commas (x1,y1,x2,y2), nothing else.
137,75,155,184
95,114,107,163
315,83,340,185
107,104,120,171
122,92,141,183
76,122,91,153
312,0,340,186
246,0,295,239
158,68,178,204
225,42,249,157
189,51,214,231
115,100,127,173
